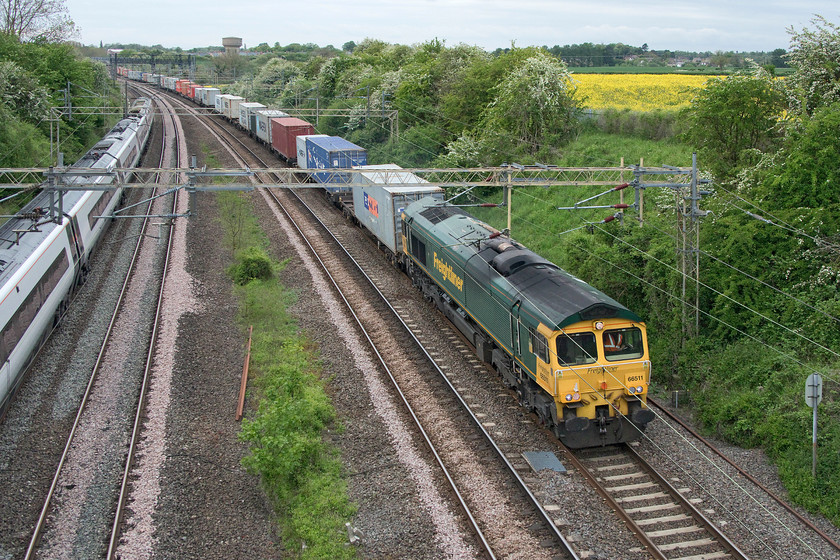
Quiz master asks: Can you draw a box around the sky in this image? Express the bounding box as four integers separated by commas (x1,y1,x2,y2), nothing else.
65,0,837,53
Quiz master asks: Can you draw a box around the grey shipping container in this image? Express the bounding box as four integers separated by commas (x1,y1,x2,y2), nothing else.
351,167,443,254
256,109,290,144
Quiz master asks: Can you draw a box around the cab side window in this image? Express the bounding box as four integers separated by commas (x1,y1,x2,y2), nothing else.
529,328,549,363
410,234,427,266
556,333,597,365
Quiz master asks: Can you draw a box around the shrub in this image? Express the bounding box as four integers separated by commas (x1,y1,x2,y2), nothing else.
228,247,274,285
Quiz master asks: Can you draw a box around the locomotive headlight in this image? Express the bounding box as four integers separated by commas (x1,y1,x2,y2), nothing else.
594,321,605,331
636,385,644,394
573,392,580,400
628,386,637,394
565,394,573,402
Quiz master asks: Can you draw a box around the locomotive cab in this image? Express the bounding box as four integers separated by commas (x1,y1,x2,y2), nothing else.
540,318,655,447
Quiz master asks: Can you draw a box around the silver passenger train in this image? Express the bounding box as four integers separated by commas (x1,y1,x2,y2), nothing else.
0,98,154,417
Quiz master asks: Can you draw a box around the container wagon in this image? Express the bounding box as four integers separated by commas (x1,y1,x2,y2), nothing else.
270,117,315,163
255,109,289,145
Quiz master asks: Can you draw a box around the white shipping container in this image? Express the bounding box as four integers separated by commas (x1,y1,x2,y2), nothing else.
238,102,266,131
225,96,245,120
203,88,221,108
215,94,234,114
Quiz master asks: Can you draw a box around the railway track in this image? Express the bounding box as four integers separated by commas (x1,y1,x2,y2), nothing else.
151,88,581,558
106,87,188,558
568,442,747,560
23,92,181,559
640,397,840,560
270,186,579,559
144,84,840,560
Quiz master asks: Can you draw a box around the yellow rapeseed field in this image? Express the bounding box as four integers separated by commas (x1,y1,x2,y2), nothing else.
574,74,718,111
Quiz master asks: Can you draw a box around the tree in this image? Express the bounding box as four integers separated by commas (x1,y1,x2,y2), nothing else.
769,48,787,68
213,53,247,80
680,65,786,181
1,0,76,41
756,102,840,208
342,41,356,53
785,15,840,115
709,50,734,70
481,50,581,157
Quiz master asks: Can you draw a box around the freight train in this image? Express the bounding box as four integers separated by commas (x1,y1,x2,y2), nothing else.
0,97,153,418
121,68,654,447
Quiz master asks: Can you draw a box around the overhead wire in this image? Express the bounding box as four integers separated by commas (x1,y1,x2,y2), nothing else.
440,189,827,557
508,184,840,384
640,219,840,326
712,182,840,253
417,197,812,558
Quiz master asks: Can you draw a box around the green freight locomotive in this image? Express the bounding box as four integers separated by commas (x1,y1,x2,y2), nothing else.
400,197,655,448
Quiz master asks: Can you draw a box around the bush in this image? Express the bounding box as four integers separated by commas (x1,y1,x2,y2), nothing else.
228,246,274,285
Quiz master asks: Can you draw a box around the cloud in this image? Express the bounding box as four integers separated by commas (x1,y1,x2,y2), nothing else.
67,0,838,51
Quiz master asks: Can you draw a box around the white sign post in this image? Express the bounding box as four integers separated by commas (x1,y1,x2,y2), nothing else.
805,373,823,477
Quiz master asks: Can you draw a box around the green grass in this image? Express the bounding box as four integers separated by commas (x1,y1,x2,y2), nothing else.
214,188,357,558
558,129,694,167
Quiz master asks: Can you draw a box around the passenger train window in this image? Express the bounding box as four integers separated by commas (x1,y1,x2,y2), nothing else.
556,333,597,365
603,327,643,361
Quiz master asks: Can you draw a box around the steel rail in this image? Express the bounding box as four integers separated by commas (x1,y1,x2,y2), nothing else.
24,89,167,560
105,84,183,559
649,396,840,555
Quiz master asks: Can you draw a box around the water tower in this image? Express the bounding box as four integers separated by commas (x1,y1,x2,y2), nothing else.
222,37,242,56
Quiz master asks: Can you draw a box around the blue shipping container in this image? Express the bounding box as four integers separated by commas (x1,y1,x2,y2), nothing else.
305,136,367,191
